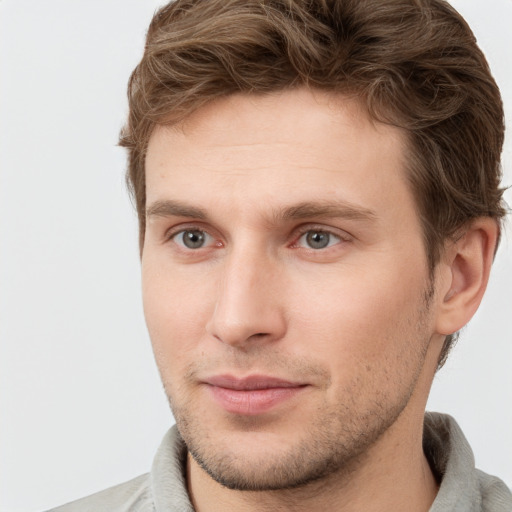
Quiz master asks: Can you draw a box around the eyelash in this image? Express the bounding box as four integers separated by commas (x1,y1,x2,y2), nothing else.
165,224,351,252
291,226,350,251
166,225,220,250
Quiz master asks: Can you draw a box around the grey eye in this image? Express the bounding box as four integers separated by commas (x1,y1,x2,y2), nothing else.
180,230,206,249
297,230,341,250
305,231,331,249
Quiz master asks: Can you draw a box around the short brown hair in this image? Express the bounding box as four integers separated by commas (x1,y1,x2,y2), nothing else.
119,0,507,366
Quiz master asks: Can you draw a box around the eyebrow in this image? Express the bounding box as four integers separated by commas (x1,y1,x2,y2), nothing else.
146,200,208,220
146,199,377,223
276,201,377,223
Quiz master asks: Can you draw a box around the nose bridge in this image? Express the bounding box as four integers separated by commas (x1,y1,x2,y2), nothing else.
206,241,285,347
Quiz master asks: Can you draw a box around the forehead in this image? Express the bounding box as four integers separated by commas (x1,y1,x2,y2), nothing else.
145,88,412,224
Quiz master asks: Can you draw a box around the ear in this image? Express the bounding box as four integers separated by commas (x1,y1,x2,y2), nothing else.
435,218,499,336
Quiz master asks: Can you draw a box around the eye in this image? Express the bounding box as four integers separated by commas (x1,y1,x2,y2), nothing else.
297,230,342,250
172,229,214,249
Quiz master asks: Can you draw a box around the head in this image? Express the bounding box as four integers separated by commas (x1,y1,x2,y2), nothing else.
120,0,506,493
121,0,506,368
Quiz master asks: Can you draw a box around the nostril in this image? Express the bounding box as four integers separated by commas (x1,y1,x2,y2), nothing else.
250,333,269,340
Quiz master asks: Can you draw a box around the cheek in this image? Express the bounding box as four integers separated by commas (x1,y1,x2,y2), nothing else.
289,263,429,377
141,260,216,372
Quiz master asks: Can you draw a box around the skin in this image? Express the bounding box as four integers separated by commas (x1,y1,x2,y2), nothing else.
141,88,497,512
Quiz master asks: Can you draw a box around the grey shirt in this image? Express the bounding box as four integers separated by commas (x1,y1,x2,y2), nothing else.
47,412,511,511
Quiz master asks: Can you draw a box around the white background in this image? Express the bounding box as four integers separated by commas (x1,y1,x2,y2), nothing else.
0,1,510,510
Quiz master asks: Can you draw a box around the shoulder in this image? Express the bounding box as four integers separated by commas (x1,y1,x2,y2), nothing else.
477,469,512,512
425,412,512,512
45,473,154,512
44,425,191,512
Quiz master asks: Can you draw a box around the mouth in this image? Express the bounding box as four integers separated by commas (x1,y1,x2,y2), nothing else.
202,374,309,415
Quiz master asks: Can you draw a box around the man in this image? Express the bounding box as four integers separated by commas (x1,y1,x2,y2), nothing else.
49,0,511,510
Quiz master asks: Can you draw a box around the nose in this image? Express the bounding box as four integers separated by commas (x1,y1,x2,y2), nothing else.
205,248,287,348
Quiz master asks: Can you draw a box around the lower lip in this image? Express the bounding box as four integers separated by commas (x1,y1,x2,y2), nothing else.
207,385,307,415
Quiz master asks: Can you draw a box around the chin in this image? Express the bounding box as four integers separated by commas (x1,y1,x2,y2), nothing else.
176,407,391,492
188,438,348,491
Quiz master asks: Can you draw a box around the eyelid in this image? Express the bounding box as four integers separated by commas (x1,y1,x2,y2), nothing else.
165,222,209,240
164,223,221,249
162,222,352,252
290,224,353,246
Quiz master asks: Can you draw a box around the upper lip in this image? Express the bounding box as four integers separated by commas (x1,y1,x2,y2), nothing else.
204,375,306,390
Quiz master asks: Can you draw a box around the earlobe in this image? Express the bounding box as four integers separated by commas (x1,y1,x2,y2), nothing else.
435,218,499,336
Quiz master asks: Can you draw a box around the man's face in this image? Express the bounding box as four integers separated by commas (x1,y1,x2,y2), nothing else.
142,88,441,490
